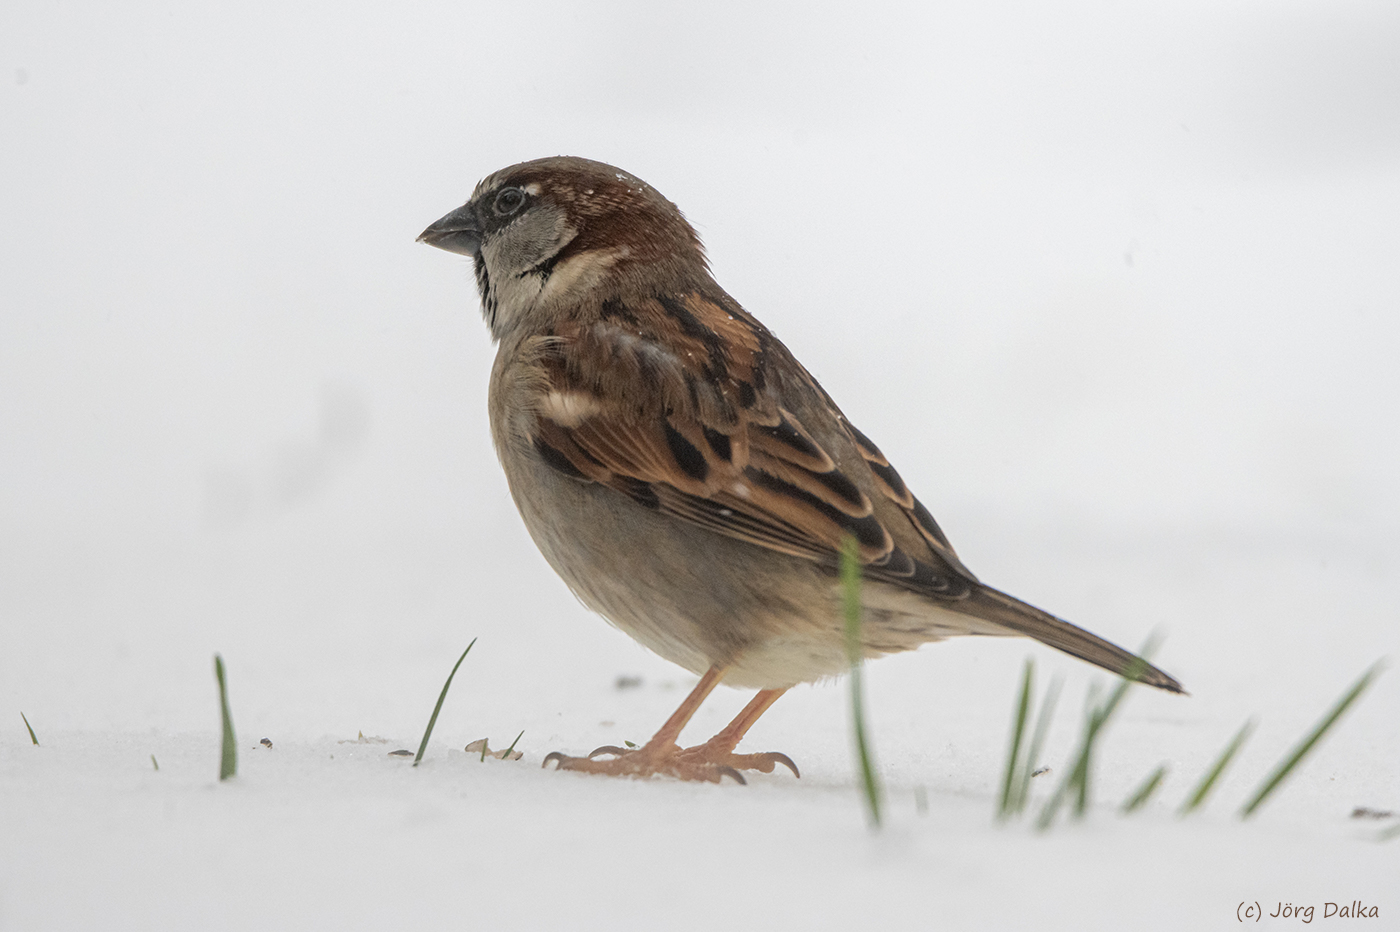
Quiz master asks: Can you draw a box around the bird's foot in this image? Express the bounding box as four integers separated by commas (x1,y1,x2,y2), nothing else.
542,738,799,784
675,738,800,780
542,741,742,783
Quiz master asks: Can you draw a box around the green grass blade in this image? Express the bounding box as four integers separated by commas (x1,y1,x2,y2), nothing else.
999,659,1034,818
1038,701,1099,827
151,754,160,771
1121,764,1168,813
214,654,237,781
1016,676,1062,813
503,730,524,757
1036,768,1072,830
1038,641,1158,829
1091,640,1157,728
20,712,38,746
841,536,882,829
1240,662,1384,818
1179,719,1254,815
1074,642,1158,818
413,639,477,767
1073,697,1097,817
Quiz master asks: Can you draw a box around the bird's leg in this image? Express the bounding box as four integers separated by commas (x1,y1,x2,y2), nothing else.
543,666,746,782
674,688,800,778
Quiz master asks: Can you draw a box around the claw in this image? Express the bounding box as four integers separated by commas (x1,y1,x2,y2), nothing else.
718,766,746,785
587,745,628,760
768,752,800,779
542,751,568,770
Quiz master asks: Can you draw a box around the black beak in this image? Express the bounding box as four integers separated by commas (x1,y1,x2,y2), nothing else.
417,202,482,257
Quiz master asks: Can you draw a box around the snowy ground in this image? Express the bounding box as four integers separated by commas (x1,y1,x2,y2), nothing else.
2,3,1398,930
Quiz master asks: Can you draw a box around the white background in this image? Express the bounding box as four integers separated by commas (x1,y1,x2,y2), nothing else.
2,2,1397,929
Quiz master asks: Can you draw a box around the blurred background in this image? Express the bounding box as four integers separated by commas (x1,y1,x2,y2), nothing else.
1,1,1396,782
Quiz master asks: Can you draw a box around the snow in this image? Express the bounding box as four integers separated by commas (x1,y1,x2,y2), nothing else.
2,2,1397,930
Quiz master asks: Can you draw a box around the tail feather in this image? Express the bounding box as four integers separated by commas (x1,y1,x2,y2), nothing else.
961,585,1185,694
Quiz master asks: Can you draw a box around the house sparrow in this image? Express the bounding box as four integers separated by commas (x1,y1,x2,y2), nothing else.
418,156,1183,783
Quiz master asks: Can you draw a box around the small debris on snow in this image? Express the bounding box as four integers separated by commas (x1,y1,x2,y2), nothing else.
464,738,523,761
338,732,390,744
1351,807,1395,819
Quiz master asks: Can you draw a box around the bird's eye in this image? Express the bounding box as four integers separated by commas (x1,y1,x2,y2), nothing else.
493,188,526,216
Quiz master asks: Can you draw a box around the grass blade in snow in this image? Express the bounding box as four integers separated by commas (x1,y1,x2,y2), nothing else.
1121,764,1168,814
21,712,38,746
414,639,477,767
1037,642,1156,829
1240,662,1383,818
841,536,882,829
503,730,524,759
1179,719,1254,815
214,654,237,781
999,660,1033,818
1015,675,1062,815
998,662,1063,818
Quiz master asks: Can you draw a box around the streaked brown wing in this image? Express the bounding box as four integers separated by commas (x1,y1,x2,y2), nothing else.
525,291,974,600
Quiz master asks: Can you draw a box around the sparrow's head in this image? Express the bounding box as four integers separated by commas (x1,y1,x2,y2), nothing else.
419,156,709,340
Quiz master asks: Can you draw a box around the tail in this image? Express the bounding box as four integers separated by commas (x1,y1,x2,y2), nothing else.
960,584,1185,694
